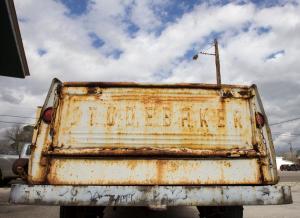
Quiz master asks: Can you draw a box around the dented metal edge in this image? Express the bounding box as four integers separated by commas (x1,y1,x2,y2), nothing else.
252,85,278,183
9,184,292,206
36,78,62,127
44,148,262,158
63,81,251,89
28,79,62,184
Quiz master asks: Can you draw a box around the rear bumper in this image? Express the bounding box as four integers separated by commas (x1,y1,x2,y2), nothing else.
9,184,292,206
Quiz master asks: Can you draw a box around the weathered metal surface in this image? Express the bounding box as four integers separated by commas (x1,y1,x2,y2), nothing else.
45,147,261,157
47,158,261,185
10,184,292,206
53,86,253,150
28,80,278,185
63,82,250,89
28,79,62,184
252,85,278,183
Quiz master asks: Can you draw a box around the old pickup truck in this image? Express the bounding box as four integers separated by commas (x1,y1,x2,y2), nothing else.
9,78,292,218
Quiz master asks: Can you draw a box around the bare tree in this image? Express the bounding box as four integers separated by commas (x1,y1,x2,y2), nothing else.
5,125,22,154
5,125,33,154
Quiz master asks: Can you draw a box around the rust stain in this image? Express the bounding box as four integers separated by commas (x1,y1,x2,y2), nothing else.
223,161,232,168
127,160,138,170
63,81,250,89
29,82,278,186
46,158,263,185
44,147,261,158
87,87,97,95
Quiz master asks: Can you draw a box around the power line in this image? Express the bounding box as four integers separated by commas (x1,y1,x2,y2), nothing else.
271,132,300,138
270,117,300,126
272,133,300,135
0,114,36,119
4,105,36,109
0,120,33,125
272,135,300,137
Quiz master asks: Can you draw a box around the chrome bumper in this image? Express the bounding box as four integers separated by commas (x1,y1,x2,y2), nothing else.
9,184,292,206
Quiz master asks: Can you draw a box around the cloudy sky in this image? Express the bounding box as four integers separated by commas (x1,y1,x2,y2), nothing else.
0,0,300,151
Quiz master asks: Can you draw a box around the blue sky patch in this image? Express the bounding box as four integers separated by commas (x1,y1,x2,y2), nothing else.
249,0,294,8
241,21,252,32
154,0,196,24
178,31,223,63
59,0,93,17
122,5,140,37
154,0,236,25
138,0,201,37
256,26,272,35
266,50,285,60
37,48,47,56
88,32,105,48
108,49,123,59
183,47,198,61
202,31,224,45
127,22,140,36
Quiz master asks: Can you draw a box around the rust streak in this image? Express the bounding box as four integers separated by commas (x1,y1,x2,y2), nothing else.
63,81,250,89
44,147,261,158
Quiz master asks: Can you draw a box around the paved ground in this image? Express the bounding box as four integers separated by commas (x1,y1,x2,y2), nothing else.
0,171,299,218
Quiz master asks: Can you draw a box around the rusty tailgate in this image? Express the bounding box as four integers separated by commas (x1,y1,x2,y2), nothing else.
28,81,278,185
53,86,253,152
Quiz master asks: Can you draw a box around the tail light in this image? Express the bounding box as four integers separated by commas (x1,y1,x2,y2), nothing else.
42,107,53,124
255,112,265,128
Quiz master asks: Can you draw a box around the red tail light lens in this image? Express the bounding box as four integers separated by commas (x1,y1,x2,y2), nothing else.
42,107,53,124
255,112,265,128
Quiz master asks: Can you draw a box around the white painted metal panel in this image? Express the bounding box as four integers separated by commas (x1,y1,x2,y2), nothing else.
47,159,260,185
10,184,292,206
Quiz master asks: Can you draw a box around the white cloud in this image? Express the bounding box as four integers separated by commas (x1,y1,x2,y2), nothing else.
130,0,163,31
1,0,300,149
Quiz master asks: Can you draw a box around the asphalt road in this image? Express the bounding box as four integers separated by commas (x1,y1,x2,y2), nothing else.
0,171,299,218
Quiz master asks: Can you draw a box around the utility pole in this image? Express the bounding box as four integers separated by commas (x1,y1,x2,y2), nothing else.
193,39,221,88
214,39,221,88
289,142,293,160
